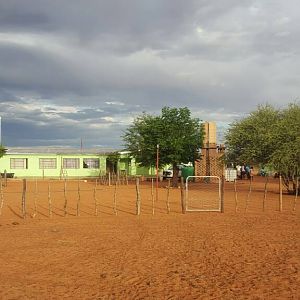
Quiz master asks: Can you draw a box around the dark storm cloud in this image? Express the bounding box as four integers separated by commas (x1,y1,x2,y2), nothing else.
0,0,299,147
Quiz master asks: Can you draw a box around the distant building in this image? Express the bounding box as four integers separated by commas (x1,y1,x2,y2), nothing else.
195,122,225,177
0,147,108,178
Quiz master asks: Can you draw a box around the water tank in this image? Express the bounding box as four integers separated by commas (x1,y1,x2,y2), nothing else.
225,168,237,182
182,166,194,181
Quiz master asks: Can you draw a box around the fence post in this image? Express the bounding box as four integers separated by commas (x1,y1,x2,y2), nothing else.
22,179,27,219
151,178,154,215
77,179,80,216
113,181,117,215
220,175,225,213
0,176,3,216
263,176,269,212
63,179,67,216
234,179,238,212
245,177,253,212
33,179,38,218
48,181,52,218
94,185,98,216
180,177,185,214
108,172,111,186
166,179,171,214
293,177,298,212
4,169,7,187
136,177,141,215
279,175,283,212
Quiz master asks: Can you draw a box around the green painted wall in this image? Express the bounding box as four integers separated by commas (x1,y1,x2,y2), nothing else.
0,152,160,178
0,153,107,178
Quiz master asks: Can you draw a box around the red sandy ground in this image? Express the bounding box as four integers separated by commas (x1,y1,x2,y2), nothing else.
0,176,299,299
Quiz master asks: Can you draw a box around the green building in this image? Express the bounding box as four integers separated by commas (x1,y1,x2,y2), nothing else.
0,147,156,179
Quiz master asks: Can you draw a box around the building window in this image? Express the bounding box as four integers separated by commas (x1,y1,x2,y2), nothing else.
10,158,28,169
63,158,80,169
39,158,57,169
83,158,100,169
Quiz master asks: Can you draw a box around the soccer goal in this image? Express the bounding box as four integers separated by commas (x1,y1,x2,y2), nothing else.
185,176,222,212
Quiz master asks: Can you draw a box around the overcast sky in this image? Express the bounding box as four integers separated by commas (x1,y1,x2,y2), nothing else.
0,0,299,149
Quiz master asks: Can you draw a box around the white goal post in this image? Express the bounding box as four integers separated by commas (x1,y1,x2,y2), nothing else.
185,176,222,212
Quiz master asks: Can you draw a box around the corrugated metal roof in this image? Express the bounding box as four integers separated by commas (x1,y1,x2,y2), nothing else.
5,146,120,155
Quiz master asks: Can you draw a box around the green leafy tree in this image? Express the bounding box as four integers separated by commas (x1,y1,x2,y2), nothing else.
0,145,6,158
225,103,300,193
123,107,204,187
270,103,300,193
225,105,279,165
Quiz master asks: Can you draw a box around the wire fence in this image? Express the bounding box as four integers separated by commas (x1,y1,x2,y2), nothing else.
0,174,298,220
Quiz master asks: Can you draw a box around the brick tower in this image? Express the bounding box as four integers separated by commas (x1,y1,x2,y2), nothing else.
195,122,225,177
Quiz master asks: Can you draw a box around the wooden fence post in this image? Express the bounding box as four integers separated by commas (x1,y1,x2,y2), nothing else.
48,181,52,218
293,177,298,212
113,181,117,215
63,179,67,216
166,179,170,213
151,178,154,215
0,176,4,216
180,177,185,214
108,172,111,186
94,185,98,216
245,177,253,212
33,179,38,218
4,169,7,187
220,175,225,213
22,179,27,219
263,176,269,212
117,171,121,185
77,179,80,216
279,175,283,212
136,177,141,215
234,179,238,212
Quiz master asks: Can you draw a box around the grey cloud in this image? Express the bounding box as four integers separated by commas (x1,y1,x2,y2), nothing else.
0,0,299,147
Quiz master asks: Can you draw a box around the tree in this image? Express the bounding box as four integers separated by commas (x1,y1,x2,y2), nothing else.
270,103,300,193
0,145,6,158
123,107,204,187
225,103,300,193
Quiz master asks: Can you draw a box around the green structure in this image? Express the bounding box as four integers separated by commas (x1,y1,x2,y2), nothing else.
182,165,195,182
0,147,157,179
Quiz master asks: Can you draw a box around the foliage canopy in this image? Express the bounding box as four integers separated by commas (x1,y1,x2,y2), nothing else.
0,145,6,158
225,103,300,193
123,107,204,186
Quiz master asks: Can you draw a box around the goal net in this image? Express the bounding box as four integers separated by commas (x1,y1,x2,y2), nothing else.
185,176,222,212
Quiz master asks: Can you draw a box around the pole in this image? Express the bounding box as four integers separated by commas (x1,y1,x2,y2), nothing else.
220,175,225,213
22,179,27,219
156,144,159,203
180,177,185,214
136,177,141,215
279,175,283,212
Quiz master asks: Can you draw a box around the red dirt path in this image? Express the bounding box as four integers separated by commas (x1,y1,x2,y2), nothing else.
0,177,299,299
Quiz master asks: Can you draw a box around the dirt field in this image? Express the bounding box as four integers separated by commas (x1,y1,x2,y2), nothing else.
0,176,299,299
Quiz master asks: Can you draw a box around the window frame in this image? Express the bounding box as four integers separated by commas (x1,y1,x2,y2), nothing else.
62,158,80,169
39,158,57,169
10,158,28,169
83,158,100,169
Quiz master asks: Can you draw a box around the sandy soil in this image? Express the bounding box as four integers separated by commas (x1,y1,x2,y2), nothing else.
0,176,299,299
